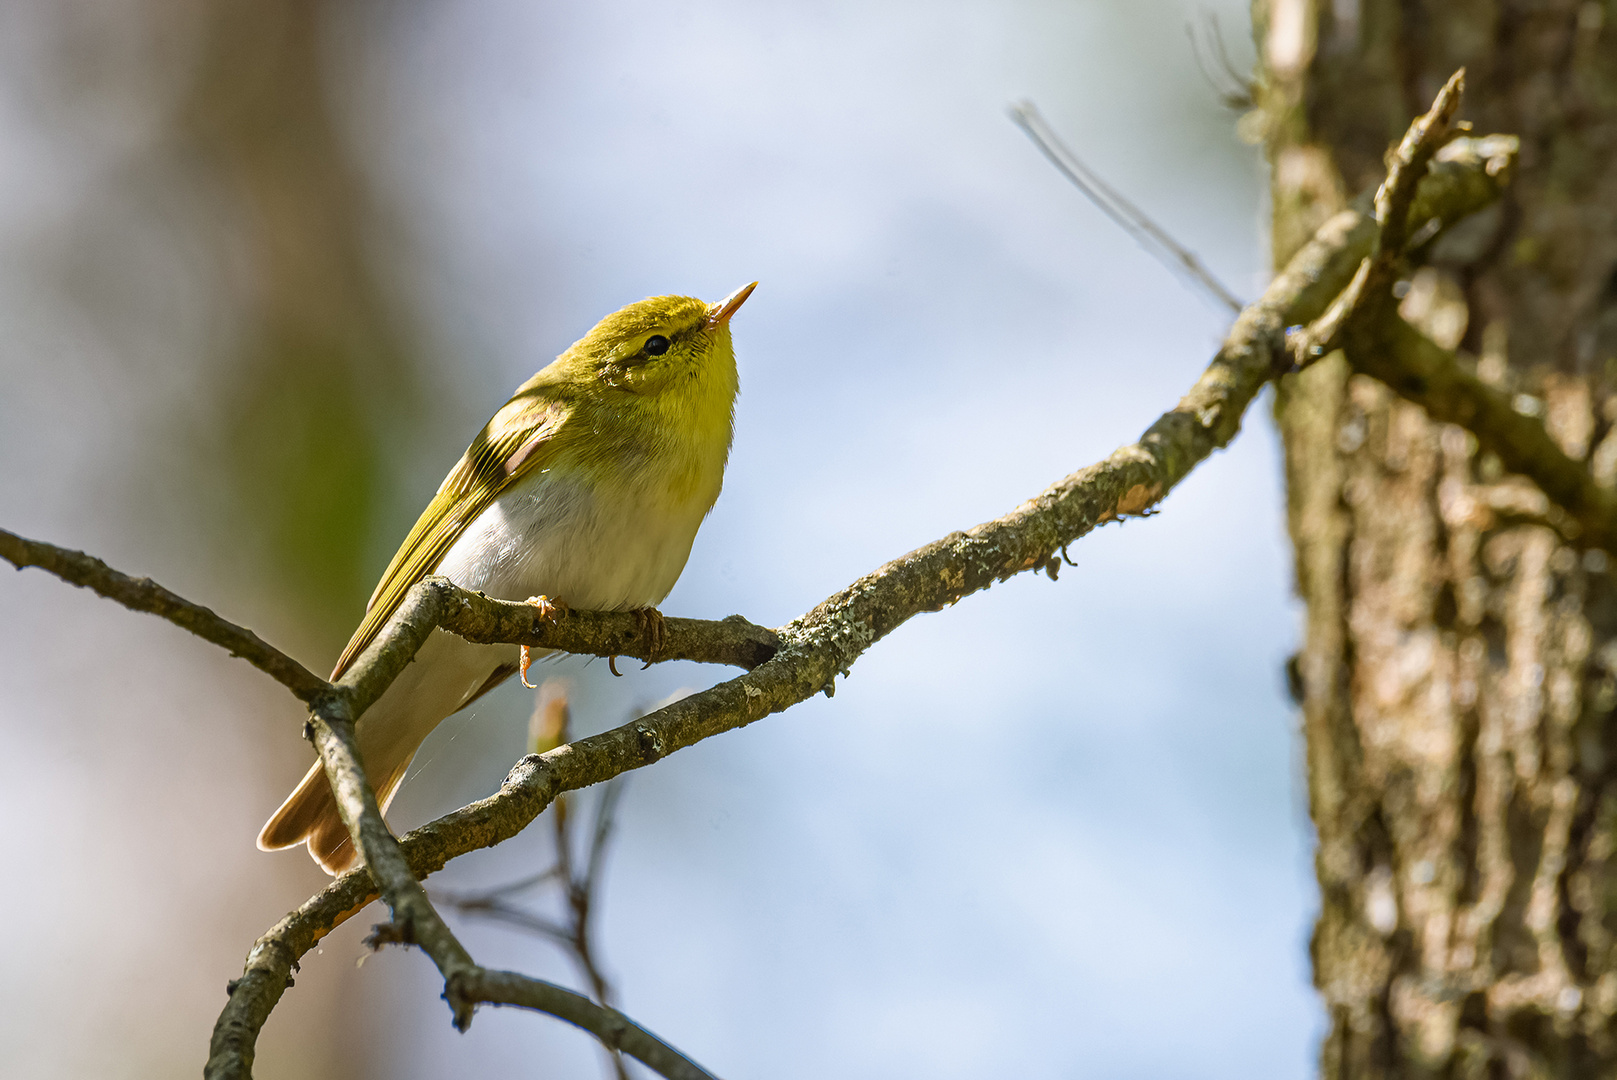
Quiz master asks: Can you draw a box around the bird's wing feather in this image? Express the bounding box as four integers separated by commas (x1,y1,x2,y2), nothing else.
331,391,570,680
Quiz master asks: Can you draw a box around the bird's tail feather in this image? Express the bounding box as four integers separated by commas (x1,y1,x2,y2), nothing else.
257,635,515,875
257,756,411,876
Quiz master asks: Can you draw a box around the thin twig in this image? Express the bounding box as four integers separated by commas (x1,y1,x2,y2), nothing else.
1290,69,1469,366
198,124,1518,1080
440,695,634,1080
472,864,566,899
0,529,330,703
0,529,777,710
1010,100,1244,313
587,778,626,885
564,785,623,1006
441,898,574,944
1186,12,1255,110
560,783,631,1080
303,704,481,1024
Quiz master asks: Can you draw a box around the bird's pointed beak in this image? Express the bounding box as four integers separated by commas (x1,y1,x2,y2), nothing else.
706,281,758,329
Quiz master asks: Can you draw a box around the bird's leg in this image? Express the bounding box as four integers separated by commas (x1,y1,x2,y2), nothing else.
521,595,571,688
633,607,665,670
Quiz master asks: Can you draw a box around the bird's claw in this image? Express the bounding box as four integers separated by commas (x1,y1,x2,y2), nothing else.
521,595,571,688
633,607,665,669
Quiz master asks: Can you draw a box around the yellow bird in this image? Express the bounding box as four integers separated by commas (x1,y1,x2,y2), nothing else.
259,283,756,874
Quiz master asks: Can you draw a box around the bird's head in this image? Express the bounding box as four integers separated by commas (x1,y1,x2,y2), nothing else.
565,282,756,397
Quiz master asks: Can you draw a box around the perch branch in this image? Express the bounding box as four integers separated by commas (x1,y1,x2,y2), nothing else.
339,579,778,720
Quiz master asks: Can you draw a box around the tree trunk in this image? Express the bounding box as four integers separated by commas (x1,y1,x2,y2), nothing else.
1256,1,1617,1075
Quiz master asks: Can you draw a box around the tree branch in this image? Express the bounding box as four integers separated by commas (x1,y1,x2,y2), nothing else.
0,528,331,704
303,703,480,1022
462,969,718,1080
1340,300,1617,551
339,578,778,720
1290,68,1468,365
1282,72,1617,552
202,116,1516,1078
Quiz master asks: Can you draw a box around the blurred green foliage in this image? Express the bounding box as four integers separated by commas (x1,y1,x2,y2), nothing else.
175,0,424,650
219,332,399,640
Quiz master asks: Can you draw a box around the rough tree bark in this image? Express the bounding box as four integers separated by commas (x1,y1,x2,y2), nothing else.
1256,1,1617,1075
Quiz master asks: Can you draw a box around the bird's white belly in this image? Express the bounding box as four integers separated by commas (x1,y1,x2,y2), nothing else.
351,467,716,805
435,467,712,611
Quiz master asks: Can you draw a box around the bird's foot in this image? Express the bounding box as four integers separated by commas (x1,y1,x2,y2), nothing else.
633,606,666,669
520,595,571,688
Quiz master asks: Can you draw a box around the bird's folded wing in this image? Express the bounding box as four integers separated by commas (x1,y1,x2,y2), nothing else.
330,391,570,680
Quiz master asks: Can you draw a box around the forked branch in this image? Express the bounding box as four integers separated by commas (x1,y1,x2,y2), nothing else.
1286,69,1617,552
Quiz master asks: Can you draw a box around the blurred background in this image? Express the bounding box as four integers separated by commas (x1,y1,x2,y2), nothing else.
0,1,1316,1076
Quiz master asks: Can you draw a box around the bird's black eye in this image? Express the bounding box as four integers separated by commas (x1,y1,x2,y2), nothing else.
643,335,670,356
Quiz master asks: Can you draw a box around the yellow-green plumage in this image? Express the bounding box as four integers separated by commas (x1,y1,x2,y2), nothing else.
260,286,753,873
